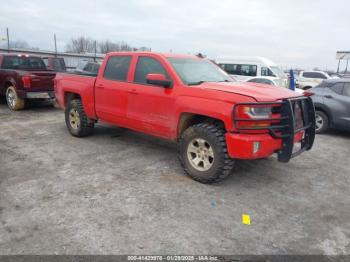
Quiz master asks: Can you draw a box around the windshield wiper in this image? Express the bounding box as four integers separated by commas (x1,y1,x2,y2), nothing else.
187,81,207,86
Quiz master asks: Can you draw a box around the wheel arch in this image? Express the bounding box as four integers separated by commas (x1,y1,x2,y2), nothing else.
177,112,226,139
314,104,332,126
64,92,81,107
1,79,16,95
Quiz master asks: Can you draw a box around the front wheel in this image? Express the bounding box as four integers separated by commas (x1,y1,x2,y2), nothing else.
315,111,329,134
6,86,25,110
65,99,94,137
179,123,235,184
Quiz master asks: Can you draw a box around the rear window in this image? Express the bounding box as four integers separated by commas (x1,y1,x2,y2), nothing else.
52,59,66,71
103,56,131,81
220,64,257,76
2,56,46,70
303,72,327,79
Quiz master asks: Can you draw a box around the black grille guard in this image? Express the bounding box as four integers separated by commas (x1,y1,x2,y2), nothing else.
233,96,316,162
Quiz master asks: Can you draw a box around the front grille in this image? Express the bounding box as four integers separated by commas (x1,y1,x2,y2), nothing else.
233,97,316,162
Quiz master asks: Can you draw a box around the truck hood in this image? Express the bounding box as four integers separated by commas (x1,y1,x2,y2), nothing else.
199,81,301,102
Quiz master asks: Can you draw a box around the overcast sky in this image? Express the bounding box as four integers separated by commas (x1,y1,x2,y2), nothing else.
0,0,349,70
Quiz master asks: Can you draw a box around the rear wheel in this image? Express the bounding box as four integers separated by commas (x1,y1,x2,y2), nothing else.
179,123,235,184
65,99,94,137
315,110,329,134
6,86,25,110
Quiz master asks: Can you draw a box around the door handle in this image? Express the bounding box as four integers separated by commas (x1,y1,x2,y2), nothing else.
96,84,104,89
324,95,333,99
128,89,139,95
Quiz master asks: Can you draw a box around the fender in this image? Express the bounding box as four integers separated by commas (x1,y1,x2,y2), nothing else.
314,102,333,125
0,76,17,95
175,94,256,137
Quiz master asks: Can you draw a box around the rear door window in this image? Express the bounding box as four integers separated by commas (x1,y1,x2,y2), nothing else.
103,56,132,81
220,64,257,76
343,83,350,97
330,83,344,94
220,64,240,75
240,65,257,76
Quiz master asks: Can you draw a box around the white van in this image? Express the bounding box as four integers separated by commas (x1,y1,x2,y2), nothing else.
215,56,288,88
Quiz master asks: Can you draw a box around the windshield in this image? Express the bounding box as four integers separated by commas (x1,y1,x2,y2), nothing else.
167,58,233,85
270,66,286,78
2,56,47,70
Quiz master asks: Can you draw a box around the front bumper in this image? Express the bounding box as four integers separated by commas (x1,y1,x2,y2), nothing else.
227,97,316,162
226,132,304,160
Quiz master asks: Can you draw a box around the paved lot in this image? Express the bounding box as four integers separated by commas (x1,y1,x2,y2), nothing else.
0,99,349,255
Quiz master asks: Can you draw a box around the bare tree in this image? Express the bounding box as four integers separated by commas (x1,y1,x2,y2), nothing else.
65,36,151,54
0,40,39,50
119,41,133,52
98,40,121,53
138,46,151,52
65,36,95,53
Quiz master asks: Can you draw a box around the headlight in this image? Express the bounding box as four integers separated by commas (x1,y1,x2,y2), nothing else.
244,106,272,119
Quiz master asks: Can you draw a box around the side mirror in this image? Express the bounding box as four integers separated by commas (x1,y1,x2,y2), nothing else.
146,73,172,88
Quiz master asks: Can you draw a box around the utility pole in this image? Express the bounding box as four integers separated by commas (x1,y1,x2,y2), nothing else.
345,58,349,73
54,34,57,57
6,27,10,52
94,40,97,62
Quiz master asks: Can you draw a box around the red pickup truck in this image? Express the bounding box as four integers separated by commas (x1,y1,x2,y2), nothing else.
55,52,316,183
0,54,56,110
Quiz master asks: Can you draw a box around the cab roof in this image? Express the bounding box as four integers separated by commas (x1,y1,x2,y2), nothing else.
106,51,200,59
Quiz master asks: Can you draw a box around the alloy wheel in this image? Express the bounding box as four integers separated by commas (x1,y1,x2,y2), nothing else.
315,113,323,131
187,138,214,171
69,108,80,130
6,89,16,109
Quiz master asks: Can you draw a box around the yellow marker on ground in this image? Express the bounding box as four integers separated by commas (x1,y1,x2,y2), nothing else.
242,214,251,225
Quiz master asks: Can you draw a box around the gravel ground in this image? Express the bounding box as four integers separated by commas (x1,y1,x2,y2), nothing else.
0,99,349,255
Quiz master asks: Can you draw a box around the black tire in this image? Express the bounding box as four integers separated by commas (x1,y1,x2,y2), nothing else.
315,110,329,134
65,99,94,137
179,123,235,184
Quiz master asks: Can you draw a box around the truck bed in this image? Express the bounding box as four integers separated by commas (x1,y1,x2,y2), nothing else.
54,72,97,117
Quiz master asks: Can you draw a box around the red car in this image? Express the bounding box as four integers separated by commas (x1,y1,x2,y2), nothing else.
55,52,316,183
0,54,56,110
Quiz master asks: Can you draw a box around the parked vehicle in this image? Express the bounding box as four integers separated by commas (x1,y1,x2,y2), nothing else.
310,79,350,133
245,76,279,86
74,60,101,76
297,71,332,90
42,57,67,72
216,56,288,88
0,53,56,110
55,52,316,184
